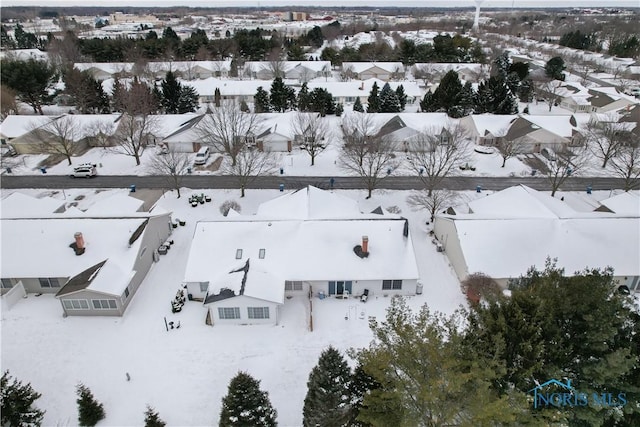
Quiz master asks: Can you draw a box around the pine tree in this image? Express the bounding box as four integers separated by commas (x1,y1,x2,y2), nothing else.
297,82,311,112
456,81,476,117
303,346,352,427
1,370,45,427
111,76,126,112
419,90,438,112
239,99,250,112
270,77,290,112
144,405,166,427
347,363,379,427
433,70,462,113
214,87,221,107
177,84,199,113
219,372,277,427
161,71,182,113
353,97,364,112
366,81,380,113
335,103,344,116
76,383,105,427
395,84,407,111
254,86,271,113
309,88,335,116
379,83,401,113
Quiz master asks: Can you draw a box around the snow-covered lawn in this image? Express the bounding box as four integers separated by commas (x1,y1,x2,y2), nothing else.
1,187,468,426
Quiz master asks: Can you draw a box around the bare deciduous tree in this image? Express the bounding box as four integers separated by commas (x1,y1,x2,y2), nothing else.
290,112,331,166
197,100,261,166
406,124,471,196
610,135,640,191
31,115,80,165
1,84,19,119
407,189,460,222
146,147,191,198
544,144,590,197
535,77,563,112
223,147,278,198
86,119,117,148
496,133,527,168
339,112,398,198
584,117,631,168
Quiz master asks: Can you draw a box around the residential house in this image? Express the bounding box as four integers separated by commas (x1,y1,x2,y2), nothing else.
1,192,174,316
183,186,419,325
433,185,640,291
411,63,485,86
0,115,57,147
75,60,232,81
254,112,299,152
185,78,267,105
307,78,422,108
341,62,406,81
459,114,517,146
243,61,331,81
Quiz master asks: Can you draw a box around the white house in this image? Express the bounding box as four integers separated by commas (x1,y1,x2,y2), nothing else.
183,187,419,325
243,61,331,81
307,78,422,108
1,192,174,316
433,185,640,291
341,62,406,81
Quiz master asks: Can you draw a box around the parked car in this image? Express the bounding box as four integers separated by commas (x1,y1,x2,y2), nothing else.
194,146,210,165
541,147,557,161
70,164,97,178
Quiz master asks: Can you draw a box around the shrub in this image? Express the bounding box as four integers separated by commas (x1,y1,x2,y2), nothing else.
220,200,241,216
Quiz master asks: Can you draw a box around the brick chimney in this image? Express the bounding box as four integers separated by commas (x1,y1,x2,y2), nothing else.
74,232,85,249
362,236,368,254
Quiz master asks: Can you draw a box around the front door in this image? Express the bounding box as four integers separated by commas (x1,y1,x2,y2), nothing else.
337,281,344,295
329,281,353,295
328,281,336,295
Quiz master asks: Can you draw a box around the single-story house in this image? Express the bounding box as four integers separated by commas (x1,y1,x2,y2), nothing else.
184,78,268,106
254,112,299,152
433,185,640,291
459,114,517,145
75,60,232,81
183,186,419,325
0,115,58,146
411,63,485,85
307,78,422,108
341,62,405,81
1,192,173,316
243,61,331,81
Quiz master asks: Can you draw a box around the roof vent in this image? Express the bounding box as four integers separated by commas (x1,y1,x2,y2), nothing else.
69,232,85,256
353,236,369,259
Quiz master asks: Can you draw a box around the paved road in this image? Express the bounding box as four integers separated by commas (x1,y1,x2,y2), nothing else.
0,174,630,192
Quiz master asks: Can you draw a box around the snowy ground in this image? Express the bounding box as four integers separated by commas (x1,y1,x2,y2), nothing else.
1,186,471,426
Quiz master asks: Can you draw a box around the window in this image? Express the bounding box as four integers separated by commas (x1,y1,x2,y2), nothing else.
235,249,243,259
248,307,270,319
92,299,117,310
140,247,147,259
39,278,60,288
63,299,89,310
259,249,265,259
218,307,240,319
1,278,13,289
382,280,403,290
200,282,209,292
124,287,130,298
285,281,303,291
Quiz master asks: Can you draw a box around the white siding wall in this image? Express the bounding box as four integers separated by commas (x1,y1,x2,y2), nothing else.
209,295,279,325
433,217,469,283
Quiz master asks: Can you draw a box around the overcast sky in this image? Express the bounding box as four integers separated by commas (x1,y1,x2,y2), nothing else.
1,0,638,8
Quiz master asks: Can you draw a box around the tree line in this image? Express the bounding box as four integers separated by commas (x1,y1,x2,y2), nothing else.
4,264,639,426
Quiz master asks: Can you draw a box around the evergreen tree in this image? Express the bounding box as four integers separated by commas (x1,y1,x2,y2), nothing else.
518,78,534,103
492,51,510,79
353,97,364,113
254,86,271,113
475,79,492,114
269,77,290,112
1,370,45,427
110,76,126,112
303,346,352,427
456,81,476,117
219,372,277,427
308,87,335,116
161,71,182,113
239,99,250,112
419,90,438,112
144,405,166,427
379,83,401,113
506,71,521,95
76,383,105,427
545,56,566,81
366,81,380,113
433,70,462,114
395,84,407,111
297,82,311,112
0,58,57,114
347,363,379,427
214,87,221,107
335,103,344,116
177,84,199,113
476,76,517,115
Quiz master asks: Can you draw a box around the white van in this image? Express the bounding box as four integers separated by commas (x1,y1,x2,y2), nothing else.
70,164,97,178
194,146,210,165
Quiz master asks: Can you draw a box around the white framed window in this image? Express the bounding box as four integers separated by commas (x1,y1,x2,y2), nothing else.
248,307,270,319
285,281,303,291
92,299,117,310
382,280,403,290
235,249,243,259
259,248,265,259
63,299,90,310
200,282,209,292
39,278,60,288
1,278,13,289
218,307,240,319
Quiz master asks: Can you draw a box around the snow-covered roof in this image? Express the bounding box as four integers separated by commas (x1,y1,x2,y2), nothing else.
439,186,640,279
519,115,580,138
244,60,330,73
185,187,419,303
255,112,299,140
463,114,517,138
0,49,49,62
307,78,422,98
184,78,271,97
1,192,65,218
0,115,57,139
342,62,405,74
84,193,144,215
598,191,640,216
